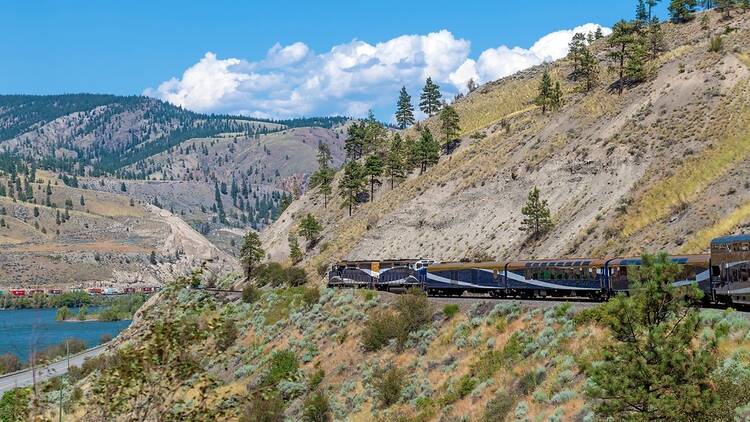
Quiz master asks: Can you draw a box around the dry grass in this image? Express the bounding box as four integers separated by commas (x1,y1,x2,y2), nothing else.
622,87,750,237
738,52,750,69
681,200,750,254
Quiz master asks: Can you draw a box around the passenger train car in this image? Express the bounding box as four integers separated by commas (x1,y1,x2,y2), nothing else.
327,234,750,305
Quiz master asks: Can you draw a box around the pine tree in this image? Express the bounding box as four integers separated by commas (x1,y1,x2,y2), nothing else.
345,122,366,160
585,253,718,420
385,133,407,189
625,35,649,83
535,71,554,114
288,234,303,264
648,17,665,59
550,81,563,111
339,161,366,216
309,143,335,208
395,87,415,129
414,128,439,174
568,33,587,80
120,182,127,192
647,0,662,20
438,105,461,154
363,112,388,155
636,0,649,21
299,213,322,248
579,46,600,91
520,187,553,237
608,20,637,95
594,26,604,39
419,77,442,116
240,231,265,279
363,154,383,201
669,0,698,22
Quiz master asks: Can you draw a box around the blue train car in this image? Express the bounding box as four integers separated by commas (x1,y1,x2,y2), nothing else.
375,260,425,291
504,259,607,299
710,235,750,305
327,261,379,288
604,255,710,295
422,261,504,296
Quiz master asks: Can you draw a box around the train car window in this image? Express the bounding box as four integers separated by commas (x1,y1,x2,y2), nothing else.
743,243,750,251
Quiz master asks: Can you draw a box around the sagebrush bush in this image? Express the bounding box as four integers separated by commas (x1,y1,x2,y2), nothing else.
373,366,405,407
308,368,325,390
362,311,399,351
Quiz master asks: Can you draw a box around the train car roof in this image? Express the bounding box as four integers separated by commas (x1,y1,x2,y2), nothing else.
506,258,606,269
607,254,710,266
427,261,504,271
711,234,750,245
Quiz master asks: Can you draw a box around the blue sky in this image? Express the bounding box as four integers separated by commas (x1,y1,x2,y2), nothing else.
0,1,668,119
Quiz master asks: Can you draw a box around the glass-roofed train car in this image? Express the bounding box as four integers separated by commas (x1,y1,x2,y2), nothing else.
605,254,710,295
504,258,607,299
710,234,750,305
424,261,504,296
375,259,425,291
327,261,379,289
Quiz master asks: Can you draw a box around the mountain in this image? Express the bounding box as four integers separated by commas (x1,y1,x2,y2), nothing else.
264,12,750,270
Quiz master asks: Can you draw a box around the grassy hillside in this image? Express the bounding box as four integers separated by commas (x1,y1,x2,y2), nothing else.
262,12,750,270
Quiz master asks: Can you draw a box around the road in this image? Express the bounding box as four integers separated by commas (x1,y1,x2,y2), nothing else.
0,345,107,394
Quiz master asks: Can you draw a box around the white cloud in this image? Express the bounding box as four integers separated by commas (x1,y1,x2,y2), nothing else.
145,24,610,119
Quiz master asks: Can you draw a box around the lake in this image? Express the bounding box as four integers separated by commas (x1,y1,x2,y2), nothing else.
0,308,131,363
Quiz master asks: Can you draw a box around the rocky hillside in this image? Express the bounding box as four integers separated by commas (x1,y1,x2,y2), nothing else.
0,170,236,290
264,12,750,269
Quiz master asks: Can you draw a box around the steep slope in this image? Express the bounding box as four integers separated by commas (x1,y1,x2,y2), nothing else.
0,171,236,290
263,13,750,269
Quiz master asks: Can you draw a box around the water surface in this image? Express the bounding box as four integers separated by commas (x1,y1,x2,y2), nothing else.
0,307,130,363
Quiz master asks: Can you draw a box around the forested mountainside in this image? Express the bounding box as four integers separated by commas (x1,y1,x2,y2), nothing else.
264,11,750,269
0,95,349,257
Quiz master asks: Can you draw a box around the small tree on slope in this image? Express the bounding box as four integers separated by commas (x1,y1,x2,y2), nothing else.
240,231,265,280
585,253,718,421
520,187,553,238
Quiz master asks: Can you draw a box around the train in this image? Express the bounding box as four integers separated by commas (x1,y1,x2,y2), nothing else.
0,286,161,297
328,234,750,306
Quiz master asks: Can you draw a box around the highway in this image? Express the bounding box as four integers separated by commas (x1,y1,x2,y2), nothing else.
0,344,107,394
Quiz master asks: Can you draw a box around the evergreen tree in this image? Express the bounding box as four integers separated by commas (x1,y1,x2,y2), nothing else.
79,195,85,206
419,77,442,116
647,17,665,59
586,253,718,420
338,161,366,216
438,105,461,154
595,26,605,39
363,112,388,155
647,0,662,20
568,33,587,80
214,182,226,223
363,154,383,201
579,46,600,91
120,182,127,192
550,81,563,111
669,0,698,22
395,87,415,129
309,142,335,209
149,251,157,265
636,0,649,21
344,122,366,160
299,213,322,248
608,20,637,95
240,231,265,279
535,70,554,114
288,234,303,264
520,187,553,237
715,0,735,18
385,134,407,189
466,78,479,93
414,128,440,174
625,35,649,83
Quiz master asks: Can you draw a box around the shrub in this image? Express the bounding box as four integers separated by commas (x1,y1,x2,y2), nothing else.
99,334,112,344
0,354,20,375
362,289,432,351
308,368,325,390
302,391,331,422
256,262,288,287
362,311,400,351
457,375,477,398
0,387,31,421
443,304,460,319
215,318,238,351
482,391,515,422
302,287,320,306
240,392,285,422
242,285,261,303
262,350,299,386
286,267,309,286
373,366,405,407
35,338,87,363
316,262,329,277
573,306,604,326
709,35,723,53
516,368,546,396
